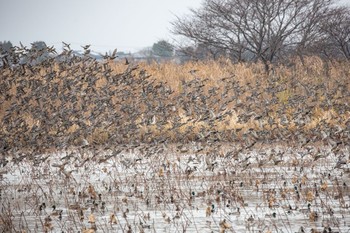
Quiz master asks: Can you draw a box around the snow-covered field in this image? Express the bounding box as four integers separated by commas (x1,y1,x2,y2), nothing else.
1,143,350,232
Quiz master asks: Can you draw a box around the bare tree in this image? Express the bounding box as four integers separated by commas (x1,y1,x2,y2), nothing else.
172,0,247,62
319,6,350,60
172,0,336,71
291,0,333,62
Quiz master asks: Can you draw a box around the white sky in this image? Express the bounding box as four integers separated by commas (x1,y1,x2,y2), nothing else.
1,0,202,53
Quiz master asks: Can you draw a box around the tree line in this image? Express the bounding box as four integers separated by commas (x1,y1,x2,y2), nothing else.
171,0,350,70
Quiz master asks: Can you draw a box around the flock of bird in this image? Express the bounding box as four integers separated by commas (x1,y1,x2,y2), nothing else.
1,43,349,156
1,42,350,233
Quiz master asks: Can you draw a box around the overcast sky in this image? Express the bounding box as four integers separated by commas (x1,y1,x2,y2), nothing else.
1,0,202,53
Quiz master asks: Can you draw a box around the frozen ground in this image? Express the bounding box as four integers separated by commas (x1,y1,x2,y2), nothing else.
1,143,350,232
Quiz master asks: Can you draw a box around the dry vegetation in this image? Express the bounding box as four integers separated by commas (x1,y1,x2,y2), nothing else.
0,55,349,153
1,143,350,232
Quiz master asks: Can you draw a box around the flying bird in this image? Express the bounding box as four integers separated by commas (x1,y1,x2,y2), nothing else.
82,44,91,50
